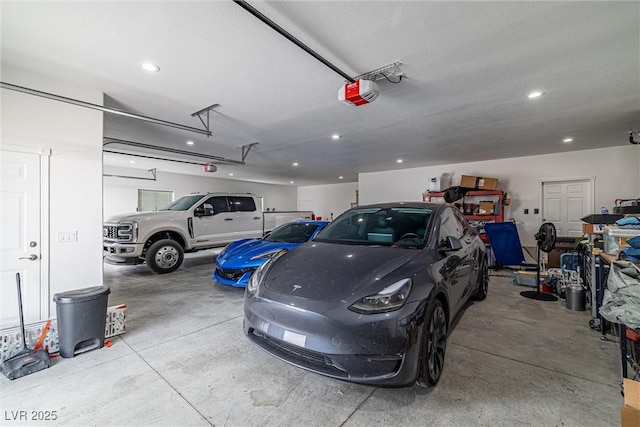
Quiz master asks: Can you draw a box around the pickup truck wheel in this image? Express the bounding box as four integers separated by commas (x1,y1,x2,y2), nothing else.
146,239,184,274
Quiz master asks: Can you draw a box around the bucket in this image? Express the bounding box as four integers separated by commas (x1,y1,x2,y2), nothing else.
565,285,586,311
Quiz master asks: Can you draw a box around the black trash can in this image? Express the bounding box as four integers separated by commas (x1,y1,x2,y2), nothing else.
53,286,110,358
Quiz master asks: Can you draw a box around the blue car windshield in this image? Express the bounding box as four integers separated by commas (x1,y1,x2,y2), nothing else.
315,207,432,248
161,195,204,211
264,223,321,243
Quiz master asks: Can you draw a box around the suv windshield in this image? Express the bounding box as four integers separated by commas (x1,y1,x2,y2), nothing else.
264,223,321,243
315,207,432,248
161,195,204,211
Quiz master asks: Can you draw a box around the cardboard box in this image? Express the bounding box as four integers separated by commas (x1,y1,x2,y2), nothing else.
515,271,549,287
478,201,495,215
624,378,640,409
547,249,562,268
554,236,582,250
621,379,640,427
546,240,581,268
582,223,604,234
477,177,499,190
621,406,640,427
460,175,499,190
460,175,478,189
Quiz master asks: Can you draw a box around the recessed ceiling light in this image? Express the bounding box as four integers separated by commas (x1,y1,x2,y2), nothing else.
186,140,195,145
528,91,544,99
229,173,234,176
332,134,341,140
563,138,573,143
290,181,294,184
339,176,343,179
140,62,160,72
129,160,136,164
397,159,403,163
292,162,299,166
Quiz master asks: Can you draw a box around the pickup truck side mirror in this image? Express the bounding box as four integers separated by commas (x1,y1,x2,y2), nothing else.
194,204,214,217
439,236,462,252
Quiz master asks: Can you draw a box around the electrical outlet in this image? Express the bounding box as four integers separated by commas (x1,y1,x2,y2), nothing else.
57,231,78,243
534,208,539,214
524,209,529,214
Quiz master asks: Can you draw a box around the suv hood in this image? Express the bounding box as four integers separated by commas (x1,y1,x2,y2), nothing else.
105,210,184,223
262,241,420,302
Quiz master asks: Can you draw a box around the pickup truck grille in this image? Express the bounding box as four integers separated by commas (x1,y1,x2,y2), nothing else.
104,225,118,240
103,222,136,243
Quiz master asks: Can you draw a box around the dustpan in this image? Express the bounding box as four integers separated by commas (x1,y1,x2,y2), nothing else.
1,273,50,380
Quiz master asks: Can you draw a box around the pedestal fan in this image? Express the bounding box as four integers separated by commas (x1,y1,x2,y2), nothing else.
521,222,558,301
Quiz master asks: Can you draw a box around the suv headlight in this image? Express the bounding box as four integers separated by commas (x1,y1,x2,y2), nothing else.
246,250,287,295
349,278,413,314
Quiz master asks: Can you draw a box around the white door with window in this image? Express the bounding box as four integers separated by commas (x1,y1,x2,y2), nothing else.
191,196,237,246
229,196,262,240
1,148,47,328
542,179,593,237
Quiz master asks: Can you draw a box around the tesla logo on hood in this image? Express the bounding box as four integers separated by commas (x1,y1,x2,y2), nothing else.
292,285,302,292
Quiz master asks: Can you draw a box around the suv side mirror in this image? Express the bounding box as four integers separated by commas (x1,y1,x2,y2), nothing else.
439,236,462,252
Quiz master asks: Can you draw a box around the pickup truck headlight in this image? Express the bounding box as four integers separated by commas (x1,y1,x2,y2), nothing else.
104,221,138,243
349,278,413,314
117,222,137,241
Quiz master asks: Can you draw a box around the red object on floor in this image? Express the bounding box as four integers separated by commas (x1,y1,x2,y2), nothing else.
541,282,553,294
626,327,640,341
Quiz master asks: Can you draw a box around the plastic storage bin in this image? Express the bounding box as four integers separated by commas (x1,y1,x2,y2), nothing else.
53,286,110,358
603,226,640,255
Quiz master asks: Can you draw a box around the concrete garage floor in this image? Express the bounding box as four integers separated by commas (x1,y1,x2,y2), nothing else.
1,250,623,426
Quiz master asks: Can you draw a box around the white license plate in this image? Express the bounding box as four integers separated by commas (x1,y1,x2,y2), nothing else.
283,330,306,347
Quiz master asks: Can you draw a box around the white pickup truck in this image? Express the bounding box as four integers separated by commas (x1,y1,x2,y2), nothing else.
103,193,313,274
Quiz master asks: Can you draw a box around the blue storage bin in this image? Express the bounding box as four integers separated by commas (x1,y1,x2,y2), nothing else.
560,252,581,271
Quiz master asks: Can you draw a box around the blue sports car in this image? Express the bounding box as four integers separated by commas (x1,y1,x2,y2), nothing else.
213,220,330,287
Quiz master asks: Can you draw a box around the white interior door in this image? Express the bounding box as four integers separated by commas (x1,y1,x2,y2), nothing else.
1,149,43,328
542,179,593,237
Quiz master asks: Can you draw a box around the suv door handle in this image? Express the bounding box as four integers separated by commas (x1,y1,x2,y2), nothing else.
19,254,38,261
224,218,234,221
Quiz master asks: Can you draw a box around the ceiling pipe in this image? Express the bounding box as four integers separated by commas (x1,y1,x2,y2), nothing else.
1,82,212,137
104,168,158,181
103,150,210,166
103,137,247,165
234,0,355,83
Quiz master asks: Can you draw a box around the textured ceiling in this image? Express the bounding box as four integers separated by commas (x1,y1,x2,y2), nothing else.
2,1,639,186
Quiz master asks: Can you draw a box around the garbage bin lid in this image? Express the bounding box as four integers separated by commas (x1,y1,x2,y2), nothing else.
53,286,110,303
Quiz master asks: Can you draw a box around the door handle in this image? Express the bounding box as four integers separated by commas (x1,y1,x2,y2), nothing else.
224,218,234,221
253,217,261,220
19,254,38,261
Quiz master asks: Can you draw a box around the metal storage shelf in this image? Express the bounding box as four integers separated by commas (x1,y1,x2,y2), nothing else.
426,189,505,223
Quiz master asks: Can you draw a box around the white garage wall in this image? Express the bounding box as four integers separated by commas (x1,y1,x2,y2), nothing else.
103,166,297,219
296,182,358,221
359,145,640,245
2,66,104,317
